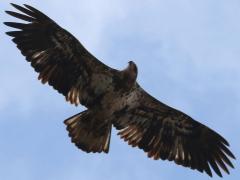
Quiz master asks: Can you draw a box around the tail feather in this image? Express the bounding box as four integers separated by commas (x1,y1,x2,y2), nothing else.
64,110,112,153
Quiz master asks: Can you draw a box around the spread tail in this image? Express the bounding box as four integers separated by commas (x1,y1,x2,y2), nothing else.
64,110,112,153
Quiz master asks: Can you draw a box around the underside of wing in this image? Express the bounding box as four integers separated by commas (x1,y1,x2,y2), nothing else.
4,3,115,107
113,86,235,177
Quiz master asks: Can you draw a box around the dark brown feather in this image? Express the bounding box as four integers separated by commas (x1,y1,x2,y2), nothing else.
5,11,36,22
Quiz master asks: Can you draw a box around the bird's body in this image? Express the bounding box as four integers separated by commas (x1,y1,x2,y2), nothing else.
4,3,235,177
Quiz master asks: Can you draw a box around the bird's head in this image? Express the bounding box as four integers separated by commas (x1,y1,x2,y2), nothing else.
125,61,138,83
128,61,138,79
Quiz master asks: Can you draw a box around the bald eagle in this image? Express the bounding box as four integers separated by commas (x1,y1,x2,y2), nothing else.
4,3,235,177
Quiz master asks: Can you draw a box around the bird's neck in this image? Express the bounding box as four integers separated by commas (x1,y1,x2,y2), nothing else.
121,68,137,90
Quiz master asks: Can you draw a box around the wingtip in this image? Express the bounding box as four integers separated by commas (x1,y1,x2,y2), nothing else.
226,148,236,160
5,31,12,36
23,4,32,9
5,10,14,16
10,3,19,8
3,22,10,26
221,137,230,147
3,22,21,29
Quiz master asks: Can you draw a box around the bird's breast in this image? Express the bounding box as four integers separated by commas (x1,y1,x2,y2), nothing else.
100,86,141,117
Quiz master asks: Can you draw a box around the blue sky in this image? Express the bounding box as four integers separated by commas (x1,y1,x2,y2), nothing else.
0,0,239,179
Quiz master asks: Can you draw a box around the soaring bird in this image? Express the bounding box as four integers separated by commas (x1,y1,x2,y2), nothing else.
4,3,235,177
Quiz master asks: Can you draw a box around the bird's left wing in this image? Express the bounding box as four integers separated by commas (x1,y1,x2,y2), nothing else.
4,4,117,107
113,85,235,177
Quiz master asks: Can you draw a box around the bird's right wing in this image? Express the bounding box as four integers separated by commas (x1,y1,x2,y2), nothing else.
113,86,235,177
4,3,117,107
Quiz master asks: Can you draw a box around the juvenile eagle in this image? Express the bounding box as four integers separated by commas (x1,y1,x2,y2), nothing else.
4,3,235,177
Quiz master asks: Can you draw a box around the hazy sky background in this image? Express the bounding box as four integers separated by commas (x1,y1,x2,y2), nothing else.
1,0,239,179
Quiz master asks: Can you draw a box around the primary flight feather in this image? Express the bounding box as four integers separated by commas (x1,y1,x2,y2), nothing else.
4,3,235,177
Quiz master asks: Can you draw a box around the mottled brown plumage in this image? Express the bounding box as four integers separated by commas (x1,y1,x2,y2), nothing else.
4,3,235,177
